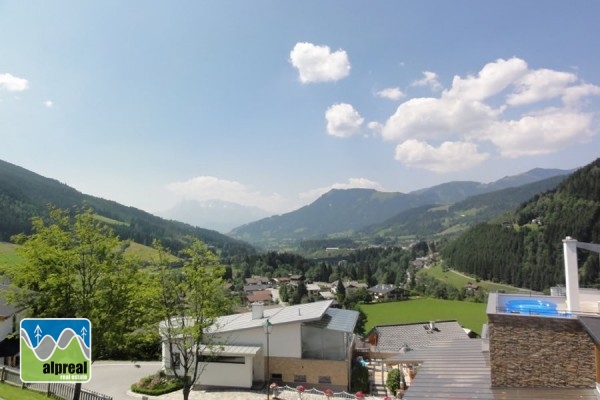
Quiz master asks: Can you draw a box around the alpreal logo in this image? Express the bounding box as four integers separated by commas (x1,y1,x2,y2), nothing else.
20,318,91,383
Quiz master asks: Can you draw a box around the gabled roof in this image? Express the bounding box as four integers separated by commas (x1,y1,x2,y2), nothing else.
210,300,334,334
246,290,273,303
368,320,468,353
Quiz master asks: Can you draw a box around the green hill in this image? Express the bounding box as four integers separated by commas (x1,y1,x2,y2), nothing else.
0,159,255,257
442,158,600,291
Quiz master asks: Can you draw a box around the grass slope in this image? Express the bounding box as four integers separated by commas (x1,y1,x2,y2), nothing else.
0,383,51,400
418,264,525,293
0,242,21,267
361,298,487,335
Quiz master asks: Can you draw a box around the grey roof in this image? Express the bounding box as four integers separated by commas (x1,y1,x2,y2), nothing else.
304,307,358,333
388,339,596,400
578,316,600,345
367,284,398,294
370,320,468,353
198,344,261,356
210,300,334,334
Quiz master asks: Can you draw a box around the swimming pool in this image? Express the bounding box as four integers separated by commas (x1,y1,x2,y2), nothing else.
504,298,564,316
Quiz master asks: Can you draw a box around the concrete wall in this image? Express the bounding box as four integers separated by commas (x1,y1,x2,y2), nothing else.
197,355,254,388
267,356,350,390
488,313,595,388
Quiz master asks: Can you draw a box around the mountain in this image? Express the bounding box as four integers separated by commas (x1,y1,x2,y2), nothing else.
158,199,271,233
230,168,572,247
229,189,432,247
0,159,254,257
442,158,600,291
363,174,570,239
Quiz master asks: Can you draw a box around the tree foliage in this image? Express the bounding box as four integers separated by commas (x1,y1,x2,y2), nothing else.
153,238,233,400
2,206,156,360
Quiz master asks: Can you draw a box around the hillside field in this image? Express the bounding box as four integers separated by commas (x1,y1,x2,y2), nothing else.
360,298,487,335
418,263,525,293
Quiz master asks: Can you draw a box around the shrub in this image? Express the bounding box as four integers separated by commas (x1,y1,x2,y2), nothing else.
350,364,369,393
386,368,402,394
131,371,183,396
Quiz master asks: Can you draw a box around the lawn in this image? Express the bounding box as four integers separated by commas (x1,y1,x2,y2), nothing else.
361,298,487,335
0,383,50,400
0,242,22,267
418,263,523,293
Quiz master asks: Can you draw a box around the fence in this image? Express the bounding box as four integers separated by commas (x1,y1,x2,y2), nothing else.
272,384,389,400
0,366,112,400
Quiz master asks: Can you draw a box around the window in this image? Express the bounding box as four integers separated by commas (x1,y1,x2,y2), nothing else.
171,352,180,369
319,376,331,384
294,375,306,383
271,373,283,382
198,355,245,364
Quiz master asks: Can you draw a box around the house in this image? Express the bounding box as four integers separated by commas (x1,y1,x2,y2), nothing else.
245,277,270,286
245,290,273,305
0,290,24,367
243,283,269,294
160,300,358,391
367,284,406,302
305,283,321,297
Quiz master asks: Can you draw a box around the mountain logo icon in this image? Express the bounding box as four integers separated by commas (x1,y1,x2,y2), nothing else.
20,318,91,383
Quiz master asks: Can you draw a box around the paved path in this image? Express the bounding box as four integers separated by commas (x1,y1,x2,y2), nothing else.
83,361,162,400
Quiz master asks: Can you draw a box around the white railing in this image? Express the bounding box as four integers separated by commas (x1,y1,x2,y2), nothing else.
272,384,390,400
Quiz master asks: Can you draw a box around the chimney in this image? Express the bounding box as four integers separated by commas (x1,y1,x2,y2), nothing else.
252,302,264,320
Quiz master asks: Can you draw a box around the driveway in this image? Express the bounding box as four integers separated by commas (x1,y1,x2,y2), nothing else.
83,361,162,400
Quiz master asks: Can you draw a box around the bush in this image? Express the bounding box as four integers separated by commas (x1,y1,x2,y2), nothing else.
131,371,183,396
386,368,402,394
350,364,369,393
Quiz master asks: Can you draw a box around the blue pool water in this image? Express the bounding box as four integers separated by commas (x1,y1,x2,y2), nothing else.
505,299,563,316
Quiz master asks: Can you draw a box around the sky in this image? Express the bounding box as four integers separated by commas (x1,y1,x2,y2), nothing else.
1,1,600,216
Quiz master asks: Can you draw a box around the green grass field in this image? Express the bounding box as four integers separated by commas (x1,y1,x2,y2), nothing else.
0,242,22,267
360,298,487,335
418,263,523,293
0,383,50,400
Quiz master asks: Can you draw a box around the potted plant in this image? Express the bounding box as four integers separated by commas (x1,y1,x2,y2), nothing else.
270,382,279,399
296,385,305,399
324,388,334,400
355,391,366,399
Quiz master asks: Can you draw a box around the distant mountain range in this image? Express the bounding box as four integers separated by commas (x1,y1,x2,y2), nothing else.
230,168,573,247
158,199,271,233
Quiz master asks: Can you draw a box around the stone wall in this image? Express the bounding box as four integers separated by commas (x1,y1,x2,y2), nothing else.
488,313,596,388
267,356,349,390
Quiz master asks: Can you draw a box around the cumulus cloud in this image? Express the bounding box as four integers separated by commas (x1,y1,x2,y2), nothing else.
166,176,284,212
299,178,384,202
394,140,489,172
0,73,29,91
289,42,351,83
378,57,600,172
325,103,364,138
375,87,405,100
484,110,595,157
411,71,443,91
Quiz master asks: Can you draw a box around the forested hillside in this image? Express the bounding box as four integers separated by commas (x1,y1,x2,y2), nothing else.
442,158,600,291
0,159,254,257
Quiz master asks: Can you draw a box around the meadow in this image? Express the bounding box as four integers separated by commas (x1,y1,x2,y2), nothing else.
418,263,524,293
360,298,487,335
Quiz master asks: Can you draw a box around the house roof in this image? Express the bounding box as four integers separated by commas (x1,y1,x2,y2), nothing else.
368,320,468,353
579,316,600,345
304,307,358,333
243,283,268,292
211,300,334,334
368,284,398,294
246,290,273,303
245,277,269,285
198,344,261,357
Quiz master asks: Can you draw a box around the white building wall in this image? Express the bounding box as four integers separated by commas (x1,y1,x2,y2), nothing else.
197,356,254,388
214,323,302,358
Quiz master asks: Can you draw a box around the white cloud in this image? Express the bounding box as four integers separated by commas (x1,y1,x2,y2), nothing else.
166,176,285,213
484,110,595,157
0,73,29,92
411,71,443,91
507,69,577,106
394,140,489,172
562,83,600,105
376,87,405,100
378,57,599,172
325,103,364,138
444,57,528,101
289,42,351,83
380,96,500,142
44,100,54,108
299,178,384,202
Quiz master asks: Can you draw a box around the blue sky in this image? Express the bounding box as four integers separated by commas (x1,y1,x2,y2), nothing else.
1,1,599,215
